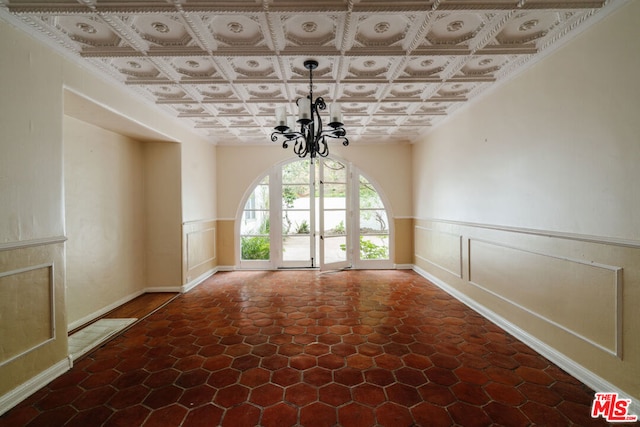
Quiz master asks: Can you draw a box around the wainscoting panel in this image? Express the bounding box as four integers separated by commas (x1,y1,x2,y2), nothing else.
415,226,462,278
0,239,68,406
0,264,55,366
468,238,621,356
182,220,217,285
413,218,640,404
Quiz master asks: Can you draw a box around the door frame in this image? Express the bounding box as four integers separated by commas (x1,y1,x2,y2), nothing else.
236,156,394,270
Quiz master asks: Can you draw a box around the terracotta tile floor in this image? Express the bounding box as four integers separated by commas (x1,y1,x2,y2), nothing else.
1,270,609,426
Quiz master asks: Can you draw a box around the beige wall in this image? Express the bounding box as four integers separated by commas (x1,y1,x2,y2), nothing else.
144,142,183,287
181,141,218,284
64,117,184,328
1,20,69,401
413,1,640,400
217,143,412,220
64,116,147,327
0,18,208,408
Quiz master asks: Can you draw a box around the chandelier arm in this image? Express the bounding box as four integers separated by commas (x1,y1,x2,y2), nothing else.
293,133,309,158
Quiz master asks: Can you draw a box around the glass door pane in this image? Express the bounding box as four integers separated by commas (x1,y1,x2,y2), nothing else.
240,176,270,261
281,160,314,267
358,175,390,262
320,159,350,270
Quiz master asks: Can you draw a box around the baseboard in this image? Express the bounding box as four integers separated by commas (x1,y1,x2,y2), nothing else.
67,289,146,331
181,267,219,293
217,265,236,272
412,265,639,416
145,286,182,293
0,358,71,416
394,263,414,270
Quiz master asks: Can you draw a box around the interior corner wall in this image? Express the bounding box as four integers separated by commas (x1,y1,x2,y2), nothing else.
412,1,640,401
181,141,218,285
64,116,147,327
144,142,183,288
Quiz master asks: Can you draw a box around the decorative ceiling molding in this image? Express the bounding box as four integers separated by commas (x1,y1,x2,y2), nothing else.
0,0,621,145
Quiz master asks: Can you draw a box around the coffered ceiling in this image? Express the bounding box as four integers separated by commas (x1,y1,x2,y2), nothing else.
0,0,620,145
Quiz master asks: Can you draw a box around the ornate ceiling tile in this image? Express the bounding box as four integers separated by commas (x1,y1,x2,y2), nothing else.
342,102,373,113
208,15,265,46
354,14,411,48
229,57,277,79
172,57,218,78
436,82,476,98
291,83,332,101
402,57,451,79
377,102,410,114
242,83,287,101
368,116,401,126
459,55,507,77
0,0,623,145
56,16,122,47
283,14,337,47
111,58,161,79
389,83,427,99
196,84,238,101
495,11,561,45
425,12,486,46
132,15,192,47
346,57,392,79
148,84,188,100
341,83,382,100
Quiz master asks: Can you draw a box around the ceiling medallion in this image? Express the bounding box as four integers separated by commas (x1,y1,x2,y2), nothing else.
479,58,493,66
363,60,376,68
227,22,243,33
76,22,96,34
186,60,200,68
374,22,390,34
271,60,348,160
247,60,260,68
519,20,539,31
151,22,170,33
447,21,464,32
127,61,141,69
302,22,317,32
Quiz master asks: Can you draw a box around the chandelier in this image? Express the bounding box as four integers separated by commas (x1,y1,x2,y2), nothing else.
271,60,349,159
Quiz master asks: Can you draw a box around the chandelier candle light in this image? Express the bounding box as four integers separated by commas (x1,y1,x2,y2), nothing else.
271,60,349,159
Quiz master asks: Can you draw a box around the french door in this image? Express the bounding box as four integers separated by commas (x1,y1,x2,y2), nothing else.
239,157,392,270
279,158,350,270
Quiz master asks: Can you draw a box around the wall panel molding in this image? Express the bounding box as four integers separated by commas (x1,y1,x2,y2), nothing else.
413,217,640,403
422,217,640,249
0,236,66,252
182,219,217,284
0,263,56,368
467,237,623,357
415,226,463,278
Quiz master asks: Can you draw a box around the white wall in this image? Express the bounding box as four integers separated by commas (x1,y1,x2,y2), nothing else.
414,2,640,241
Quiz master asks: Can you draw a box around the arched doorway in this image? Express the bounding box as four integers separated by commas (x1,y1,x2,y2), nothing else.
238,158,393,270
